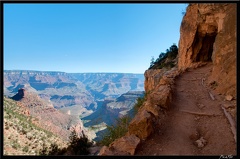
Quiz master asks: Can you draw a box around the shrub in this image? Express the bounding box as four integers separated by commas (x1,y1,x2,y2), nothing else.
12,139,20,150
47,143,66,155
39,130,93,156
149,44,178,69
98,115,131,146
23,146,29,152
133,96,145,113
98,92,148,146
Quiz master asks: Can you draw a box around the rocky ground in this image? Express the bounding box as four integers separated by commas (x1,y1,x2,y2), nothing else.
135,63,236,156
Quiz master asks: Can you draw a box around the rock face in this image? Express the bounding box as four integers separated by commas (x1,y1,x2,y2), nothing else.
128,68,180,140
178,3,236,98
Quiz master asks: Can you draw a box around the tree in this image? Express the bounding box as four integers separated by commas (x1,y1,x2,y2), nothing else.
159,52,166,60
69,130,93,155
148,43,178,69
149,56,155,69
169,43,178,53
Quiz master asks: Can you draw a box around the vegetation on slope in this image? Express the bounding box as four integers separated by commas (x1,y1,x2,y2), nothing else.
149,44,178,69
3,97,67,155
40,129,93,155
3,97,93,156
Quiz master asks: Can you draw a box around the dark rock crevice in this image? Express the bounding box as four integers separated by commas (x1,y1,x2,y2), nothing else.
191,27,217,63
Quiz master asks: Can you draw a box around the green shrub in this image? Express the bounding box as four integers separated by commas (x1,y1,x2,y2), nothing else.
149,44,178,69
132,92,149,115
133,96,145,113
23,146,29,152
12,139,20,150
98,115,131,146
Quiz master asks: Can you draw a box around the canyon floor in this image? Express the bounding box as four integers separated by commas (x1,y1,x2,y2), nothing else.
135,63,236,156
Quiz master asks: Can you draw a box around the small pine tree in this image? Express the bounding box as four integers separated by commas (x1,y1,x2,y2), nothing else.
149,56,155,69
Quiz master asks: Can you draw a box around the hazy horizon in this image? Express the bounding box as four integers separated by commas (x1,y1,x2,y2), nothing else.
4,69,146,74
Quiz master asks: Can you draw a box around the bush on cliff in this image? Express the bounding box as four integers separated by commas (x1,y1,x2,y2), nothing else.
98,115,131,146
68,130,93,155
149,44,178,69
98,93,147,146
40,129,93,156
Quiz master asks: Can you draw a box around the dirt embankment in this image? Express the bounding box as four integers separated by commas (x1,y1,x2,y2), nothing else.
135,63,236,155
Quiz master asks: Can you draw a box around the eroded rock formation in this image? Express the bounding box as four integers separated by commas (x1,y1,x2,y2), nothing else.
178,3,236,98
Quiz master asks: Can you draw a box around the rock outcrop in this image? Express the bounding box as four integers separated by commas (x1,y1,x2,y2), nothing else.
178,3,236,98
98,134,140,155
128,68,180,140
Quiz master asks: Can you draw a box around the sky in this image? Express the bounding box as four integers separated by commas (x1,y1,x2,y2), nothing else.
4,3,188,74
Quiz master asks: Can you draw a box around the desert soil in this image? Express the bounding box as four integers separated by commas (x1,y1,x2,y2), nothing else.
135,63,236,156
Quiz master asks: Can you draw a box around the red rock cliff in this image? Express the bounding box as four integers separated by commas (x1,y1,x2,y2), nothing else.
178,3,236,98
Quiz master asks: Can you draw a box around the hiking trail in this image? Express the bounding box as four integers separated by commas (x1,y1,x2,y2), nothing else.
135,63,236,156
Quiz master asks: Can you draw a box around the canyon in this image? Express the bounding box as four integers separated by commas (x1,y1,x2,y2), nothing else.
4,71,144,141
3,3,236,156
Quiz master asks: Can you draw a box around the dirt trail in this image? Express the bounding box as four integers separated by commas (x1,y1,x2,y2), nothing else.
135,63,236,156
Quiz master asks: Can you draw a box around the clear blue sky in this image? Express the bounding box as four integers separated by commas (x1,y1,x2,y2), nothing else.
4,3,188,73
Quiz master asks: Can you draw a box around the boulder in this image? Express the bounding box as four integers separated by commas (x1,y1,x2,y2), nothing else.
98,146,114,156
225,95,233,101
149,85,172,110
98,135,140,156
128,110,154,140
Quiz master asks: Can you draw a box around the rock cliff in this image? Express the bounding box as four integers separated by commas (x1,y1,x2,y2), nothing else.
178,3,236,98
99,3,236,155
